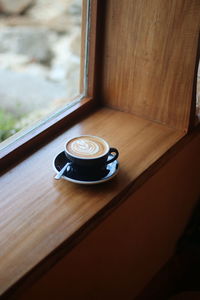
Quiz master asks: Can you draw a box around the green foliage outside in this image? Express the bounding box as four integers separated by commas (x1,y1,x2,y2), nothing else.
0,109,21,142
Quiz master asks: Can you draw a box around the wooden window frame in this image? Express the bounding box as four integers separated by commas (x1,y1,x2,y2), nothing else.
1,0,199,173
0,0,200,298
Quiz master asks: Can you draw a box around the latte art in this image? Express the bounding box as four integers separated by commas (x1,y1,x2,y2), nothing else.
66,136,108,158
71,139,100,155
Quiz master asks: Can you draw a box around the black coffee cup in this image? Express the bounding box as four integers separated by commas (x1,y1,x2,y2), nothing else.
65,135,119,169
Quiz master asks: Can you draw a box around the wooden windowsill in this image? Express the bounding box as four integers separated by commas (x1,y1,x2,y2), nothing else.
0,107,184,297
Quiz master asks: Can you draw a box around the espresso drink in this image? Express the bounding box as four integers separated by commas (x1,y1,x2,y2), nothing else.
66,136,109,158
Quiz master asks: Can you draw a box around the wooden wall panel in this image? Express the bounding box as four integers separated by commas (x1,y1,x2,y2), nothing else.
18,133,200,300
99,0,200,131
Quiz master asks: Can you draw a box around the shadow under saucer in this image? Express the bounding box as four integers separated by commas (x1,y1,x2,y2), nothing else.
53,151,119,185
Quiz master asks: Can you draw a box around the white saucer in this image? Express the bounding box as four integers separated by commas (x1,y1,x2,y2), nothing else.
53,151,119,185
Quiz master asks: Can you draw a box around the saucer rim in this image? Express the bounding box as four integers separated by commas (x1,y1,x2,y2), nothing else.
53,151,119,185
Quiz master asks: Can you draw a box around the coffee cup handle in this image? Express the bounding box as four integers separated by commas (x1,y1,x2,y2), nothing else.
106,148,119,164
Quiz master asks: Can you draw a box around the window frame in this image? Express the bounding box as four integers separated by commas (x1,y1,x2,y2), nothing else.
1,0,200,297
1,0,199,173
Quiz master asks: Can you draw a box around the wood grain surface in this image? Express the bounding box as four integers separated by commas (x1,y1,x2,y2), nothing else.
0,108,183,296
18,133,200,300
99,0,200,131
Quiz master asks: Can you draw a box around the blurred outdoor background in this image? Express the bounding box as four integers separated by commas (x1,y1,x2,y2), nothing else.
0,0,82,143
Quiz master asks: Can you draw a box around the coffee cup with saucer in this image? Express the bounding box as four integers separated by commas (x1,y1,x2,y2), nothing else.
53,135,119,184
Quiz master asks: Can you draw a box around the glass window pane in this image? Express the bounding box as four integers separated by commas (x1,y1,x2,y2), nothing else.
0,0,84,148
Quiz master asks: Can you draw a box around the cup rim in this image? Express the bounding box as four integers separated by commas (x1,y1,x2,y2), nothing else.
65,135,110,160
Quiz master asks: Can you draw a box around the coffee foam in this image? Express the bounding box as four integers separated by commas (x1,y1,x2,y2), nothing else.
66,136,108,158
